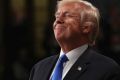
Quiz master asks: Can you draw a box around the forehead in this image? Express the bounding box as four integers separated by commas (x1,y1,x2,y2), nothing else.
56,2,82,13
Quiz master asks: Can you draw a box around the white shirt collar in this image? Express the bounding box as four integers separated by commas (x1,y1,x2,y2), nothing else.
60,44,88,61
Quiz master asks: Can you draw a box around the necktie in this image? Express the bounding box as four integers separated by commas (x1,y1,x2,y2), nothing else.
51,54,68,80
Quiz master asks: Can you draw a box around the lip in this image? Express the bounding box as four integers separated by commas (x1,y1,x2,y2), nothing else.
54,24,64,29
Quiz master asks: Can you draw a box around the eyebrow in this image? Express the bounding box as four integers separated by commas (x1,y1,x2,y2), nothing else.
55,10,78,15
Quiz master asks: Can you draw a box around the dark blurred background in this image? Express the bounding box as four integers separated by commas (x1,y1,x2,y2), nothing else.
0,0,120,80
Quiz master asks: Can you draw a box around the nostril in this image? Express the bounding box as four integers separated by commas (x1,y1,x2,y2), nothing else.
56,20,64,24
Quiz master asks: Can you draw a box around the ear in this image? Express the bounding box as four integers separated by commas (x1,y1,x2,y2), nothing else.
82,22,93,34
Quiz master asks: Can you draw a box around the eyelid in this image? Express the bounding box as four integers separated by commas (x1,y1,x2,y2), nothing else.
65,13,78,18
64,12,71,16
55,12,78,18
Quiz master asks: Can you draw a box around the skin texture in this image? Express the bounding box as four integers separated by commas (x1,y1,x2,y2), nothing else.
53,2,91,53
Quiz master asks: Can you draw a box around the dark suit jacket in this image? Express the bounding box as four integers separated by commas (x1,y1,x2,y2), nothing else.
29,46,120,80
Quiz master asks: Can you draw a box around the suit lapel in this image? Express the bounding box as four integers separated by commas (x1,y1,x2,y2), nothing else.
44,55,59,80
63,47,92,80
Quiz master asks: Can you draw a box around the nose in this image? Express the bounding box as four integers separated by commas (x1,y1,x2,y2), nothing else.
55,14,64,24
56,19,64,24
53,18,64,29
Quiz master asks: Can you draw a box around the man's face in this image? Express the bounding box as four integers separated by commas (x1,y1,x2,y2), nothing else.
53,3,83,42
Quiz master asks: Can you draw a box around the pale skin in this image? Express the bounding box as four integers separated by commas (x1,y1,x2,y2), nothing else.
53,2,92,53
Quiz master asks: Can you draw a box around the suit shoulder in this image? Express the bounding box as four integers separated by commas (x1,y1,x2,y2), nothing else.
88,47,119,67
33,55,58,69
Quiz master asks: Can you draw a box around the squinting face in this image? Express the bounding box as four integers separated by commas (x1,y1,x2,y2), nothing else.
53,3,83,42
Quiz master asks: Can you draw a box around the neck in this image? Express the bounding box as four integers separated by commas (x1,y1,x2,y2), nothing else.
58,39,89,53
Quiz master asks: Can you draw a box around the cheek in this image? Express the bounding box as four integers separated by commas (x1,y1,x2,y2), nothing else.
67,19,80,30
66,19,79,26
